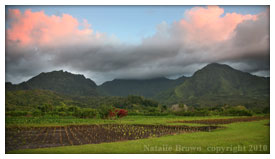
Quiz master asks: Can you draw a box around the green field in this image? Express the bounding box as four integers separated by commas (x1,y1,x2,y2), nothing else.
6,115,241,127
6,115,269,154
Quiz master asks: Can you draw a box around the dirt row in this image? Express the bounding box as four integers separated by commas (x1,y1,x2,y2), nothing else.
6,124,220,152
168,116,269,125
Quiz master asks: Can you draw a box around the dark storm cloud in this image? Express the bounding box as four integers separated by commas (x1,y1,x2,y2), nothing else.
5,6,270,85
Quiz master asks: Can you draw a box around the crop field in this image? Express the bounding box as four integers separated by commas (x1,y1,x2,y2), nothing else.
6,115,270,154
6,124,220,152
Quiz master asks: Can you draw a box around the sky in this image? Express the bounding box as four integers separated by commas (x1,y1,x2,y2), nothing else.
5,5,270,85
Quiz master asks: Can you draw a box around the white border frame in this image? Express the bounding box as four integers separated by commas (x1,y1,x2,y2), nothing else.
1,0,272,159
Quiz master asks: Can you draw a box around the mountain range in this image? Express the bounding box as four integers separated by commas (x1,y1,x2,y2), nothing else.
98,76,187,97
6,63,270,108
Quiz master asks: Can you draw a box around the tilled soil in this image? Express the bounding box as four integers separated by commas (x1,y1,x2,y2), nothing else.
168,116,269,125
6,124,220,152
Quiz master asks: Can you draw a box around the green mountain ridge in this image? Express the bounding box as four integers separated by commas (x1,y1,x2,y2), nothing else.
6,70,98,96
98,76,187,98
155,63,269,108
6,63,270,108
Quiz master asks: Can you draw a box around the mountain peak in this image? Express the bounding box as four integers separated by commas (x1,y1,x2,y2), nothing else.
173,62,269,107
204,63,233,69
193,63,235,77
8,70,98,96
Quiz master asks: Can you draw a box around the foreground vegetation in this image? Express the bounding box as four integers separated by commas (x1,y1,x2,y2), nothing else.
7,116,269,154
6,91,269,121
5,114,266,127
6,90,270,154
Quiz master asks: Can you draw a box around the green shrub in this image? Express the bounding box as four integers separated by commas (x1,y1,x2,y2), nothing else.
144,112,169,116
98,105,113,119
222,105,253,116
58,111,67,116
56,106,67,112
78,108,98,118
262,107,270,114
32,110,43,116
174,111,194,116
194,110,210,116
174,110,210,116
37,104,54,113
68,106,80,112
47,111,59,116
6,111,29,117
13,111,29,116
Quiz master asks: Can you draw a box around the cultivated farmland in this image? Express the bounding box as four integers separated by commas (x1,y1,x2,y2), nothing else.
6,115,270,154
6,124,220,152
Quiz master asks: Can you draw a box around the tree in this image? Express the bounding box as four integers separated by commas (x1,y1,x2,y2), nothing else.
99,105,113,119
117,109,128,118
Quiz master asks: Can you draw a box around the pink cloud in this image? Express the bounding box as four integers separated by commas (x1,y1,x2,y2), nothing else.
6,9,94,47
178,6,258,45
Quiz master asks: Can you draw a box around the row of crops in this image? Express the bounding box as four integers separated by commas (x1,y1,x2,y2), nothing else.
6,124,219,152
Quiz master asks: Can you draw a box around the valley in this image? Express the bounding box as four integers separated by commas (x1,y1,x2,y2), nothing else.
5,63,270,154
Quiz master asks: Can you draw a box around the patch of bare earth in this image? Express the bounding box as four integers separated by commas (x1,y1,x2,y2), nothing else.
6,124,220,152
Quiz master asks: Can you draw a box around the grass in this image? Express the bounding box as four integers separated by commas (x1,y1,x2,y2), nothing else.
6,115,270,154
6,115,248,127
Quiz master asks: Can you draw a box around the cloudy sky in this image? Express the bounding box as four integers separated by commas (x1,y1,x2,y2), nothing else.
5,6,269,85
